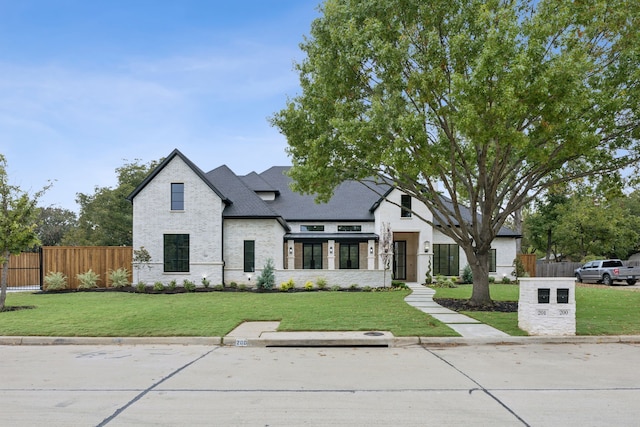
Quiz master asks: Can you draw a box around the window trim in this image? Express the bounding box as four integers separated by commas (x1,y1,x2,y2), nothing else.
339,242,360,269
400,195,412,218
163,234,190,273
303,242,323,269
244,240,255,273
171,183,185,211
433,243,459,276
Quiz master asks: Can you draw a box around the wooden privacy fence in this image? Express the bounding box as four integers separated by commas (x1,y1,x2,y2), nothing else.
1,247,133,290
517,254,537,277
1,252,41,289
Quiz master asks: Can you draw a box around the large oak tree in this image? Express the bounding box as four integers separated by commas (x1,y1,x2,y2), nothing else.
272,0,640,305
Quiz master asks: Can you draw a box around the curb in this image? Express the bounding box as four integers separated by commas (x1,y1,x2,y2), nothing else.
2,335,640,347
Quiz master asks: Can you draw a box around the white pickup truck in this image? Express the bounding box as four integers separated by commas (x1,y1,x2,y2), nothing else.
574,259,640,286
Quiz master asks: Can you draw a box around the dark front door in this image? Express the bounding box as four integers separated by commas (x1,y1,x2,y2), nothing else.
393,241,407,280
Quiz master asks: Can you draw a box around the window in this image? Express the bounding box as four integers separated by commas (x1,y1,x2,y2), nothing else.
303,243,323,269
171,183,184,210
338,225,362,232
244,240,255,272
164,234,189,272
339,243,359,269
401,195,412,217
433,244,459,276
301,225,324,232
490,249,497,273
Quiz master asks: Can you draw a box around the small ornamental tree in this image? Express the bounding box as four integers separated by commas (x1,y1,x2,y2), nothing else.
0,155,50,310
256,258,276,290
133,246,152,283
378,222,393,288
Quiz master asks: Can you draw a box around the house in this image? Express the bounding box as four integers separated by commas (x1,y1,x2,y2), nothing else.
127,149,519,287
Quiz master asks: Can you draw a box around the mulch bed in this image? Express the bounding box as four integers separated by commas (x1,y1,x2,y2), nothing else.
434,298,518,313
0,306,35,312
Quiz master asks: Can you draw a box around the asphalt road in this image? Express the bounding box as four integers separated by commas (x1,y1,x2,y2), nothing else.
1,342,639,426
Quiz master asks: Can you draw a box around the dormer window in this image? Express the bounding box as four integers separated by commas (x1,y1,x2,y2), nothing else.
171,183,184,210
401,195,412,217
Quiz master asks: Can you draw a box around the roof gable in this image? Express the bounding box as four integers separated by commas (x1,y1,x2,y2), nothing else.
127,149,229,203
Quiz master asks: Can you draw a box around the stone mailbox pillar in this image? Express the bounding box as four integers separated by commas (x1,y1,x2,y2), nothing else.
518,278,576,336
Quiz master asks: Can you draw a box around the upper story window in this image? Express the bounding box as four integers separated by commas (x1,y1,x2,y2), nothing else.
171,183,184,211
301,225,324,232
400,195,412,217
338,225,362,232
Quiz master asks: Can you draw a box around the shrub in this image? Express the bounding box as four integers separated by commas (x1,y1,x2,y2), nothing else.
136,282,146,292
168,280,177,291
77,269,100,290
238,284,247,291
461,265,473,284
391,281,408,289
349,284,359,291
279,278,295,291
109,268,129,288
430,275,457,288
362,286,372,292
304,281,314,291
44,271,68,291
212,284,224,291
183,279,196,292
488,276,496,283
201,277,211,288
330,285,341,292
256,258,276,290
153,281,165,292
316,278,327,290
229,281,238,289
501,275,512,284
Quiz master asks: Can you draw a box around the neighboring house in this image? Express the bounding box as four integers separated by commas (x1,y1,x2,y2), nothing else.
127,149,520,287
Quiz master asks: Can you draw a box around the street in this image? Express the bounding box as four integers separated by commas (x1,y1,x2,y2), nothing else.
0,342,639,426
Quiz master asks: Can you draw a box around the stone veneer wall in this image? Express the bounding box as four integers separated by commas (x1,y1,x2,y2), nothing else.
518,277,576,336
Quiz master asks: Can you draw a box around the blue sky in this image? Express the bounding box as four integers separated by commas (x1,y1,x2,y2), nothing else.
1,0,321,211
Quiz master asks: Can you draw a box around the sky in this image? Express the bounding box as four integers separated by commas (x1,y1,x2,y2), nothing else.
1,0,322,212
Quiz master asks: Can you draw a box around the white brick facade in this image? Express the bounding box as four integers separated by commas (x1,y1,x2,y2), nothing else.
131,156,225,285
518,278,576,336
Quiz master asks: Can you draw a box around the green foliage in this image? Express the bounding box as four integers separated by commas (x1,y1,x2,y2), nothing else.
391,281,408,289
77,269,100,290
304,281,314,291
512,258,526,278
316,278,327,290
330,285,341,292
488,276,496,284
256,258,276,290
272,0,640,306
201,277,211,288
461,265,473,284
500,276,512,284
424,259,432,285
0,155,50,308
62,159,160,246
153,281,165,292
44,271,68,291
183,279,196,292
349,284,360,291
280,278,295,292
212,284,224,291
35,206,77,246
238,284,247,291
136,282,146,292
168,280,177,291
430,275,457,288
109,268,130,288
362,286,372,292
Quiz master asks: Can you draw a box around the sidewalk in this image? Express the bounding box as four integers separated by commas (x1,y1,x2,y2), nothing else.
404,282,509,338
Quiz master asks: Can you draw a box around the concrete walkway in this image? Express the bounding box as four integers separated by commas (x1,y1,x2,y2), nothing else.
405,282,509,338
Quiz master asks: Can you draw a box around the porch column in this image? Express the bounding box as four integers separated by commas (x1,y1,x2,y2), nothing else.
287,240,295,270
367,239,376,270
328,240,336,270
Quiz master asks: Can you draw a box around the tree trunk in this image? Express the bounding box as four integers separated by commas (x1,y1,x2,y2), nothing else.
514,207,523,254
0,252,10,311
466,248,492,306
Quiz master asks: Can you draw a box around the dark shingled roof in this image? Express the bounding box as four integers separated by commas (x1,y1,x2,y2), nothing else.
205,165,283,221
254,166,391,222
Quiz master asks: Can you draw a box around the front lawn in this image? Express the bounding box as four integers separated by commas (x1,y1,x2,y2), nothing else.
0,290,457,337
434,284,640,336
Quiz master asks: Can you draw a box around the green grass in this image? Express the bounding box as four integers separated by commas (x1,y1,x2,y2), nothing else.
434,284,640,336
0,290,457,337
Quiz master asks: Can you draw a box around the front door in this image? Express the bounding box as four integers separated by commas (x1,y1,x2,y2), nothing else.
393,241,407,280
